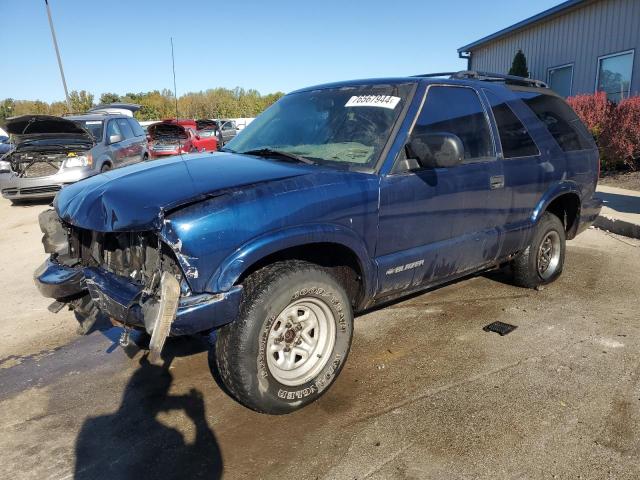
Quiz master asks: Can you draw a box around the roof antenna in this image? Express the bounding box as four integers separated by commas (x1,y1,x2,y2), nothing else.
171,37,179,121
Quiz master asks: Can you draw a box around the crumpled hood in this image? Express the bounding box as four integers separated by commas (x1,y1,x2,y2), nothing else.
54,152,313,232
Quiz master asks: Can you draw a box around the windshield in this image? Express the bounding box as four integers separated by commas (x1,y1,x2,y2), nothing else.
225,83,414,168
72,120,103,141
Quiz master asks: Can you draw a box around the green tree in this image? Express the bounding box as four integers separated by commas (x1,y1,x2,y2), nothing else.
0,98,16,122
99,92,121,105
508,49,530,78
69,90,94,113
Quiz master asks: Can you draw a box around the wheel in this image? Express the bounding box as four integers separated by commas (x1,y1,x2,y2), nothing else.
510,212,566,288
213,260,353,414
100,163,111,173
142,154,149,161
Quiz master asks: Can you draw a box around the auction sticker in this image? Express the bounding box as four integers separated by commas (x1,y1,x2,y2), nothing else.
345,95,401,109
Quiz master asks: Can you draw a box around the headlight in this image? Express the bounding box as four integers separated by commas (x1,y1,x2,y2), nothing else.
0,160,11,173
63,153,92,168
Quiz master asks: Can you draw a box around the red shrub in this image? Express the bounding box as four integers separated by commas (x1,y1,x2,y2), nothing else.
606,96,640,170
566,92,640,171
566,91,611,139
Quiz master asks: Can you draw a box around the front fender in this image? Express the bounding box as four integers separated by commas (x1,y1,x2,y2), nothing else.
531,180,581,225
207,224,376,300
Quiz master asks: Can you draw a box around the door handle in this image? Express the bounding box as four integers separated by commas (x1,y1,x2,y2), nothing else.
490,175,505,190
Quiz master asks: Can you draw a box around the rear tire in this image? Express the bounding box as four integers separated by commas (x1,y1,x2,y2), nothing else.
100,163,111,173
213,260,353,414
510,212,566,288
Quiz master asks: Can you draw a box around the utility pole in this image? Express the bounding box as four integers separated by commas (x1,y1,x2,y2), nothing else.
171,37,179,120
44,0,71,110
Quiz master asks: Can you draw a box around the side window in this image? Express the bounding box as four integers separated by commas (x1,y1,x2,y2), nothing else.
128,118,145,137
484,90,539,158
413,86,494,162
116,118,134,139
106,120,122,142
517,92,594,152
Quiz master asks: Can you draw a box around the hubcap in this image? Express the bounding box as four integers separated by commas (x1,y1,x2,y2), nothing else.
266,297,336,386
537,230,561,280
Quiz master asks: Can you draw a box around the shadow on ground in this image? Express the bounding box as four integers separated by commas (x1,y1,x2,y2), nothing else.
598,191,640,214
74,340,222,480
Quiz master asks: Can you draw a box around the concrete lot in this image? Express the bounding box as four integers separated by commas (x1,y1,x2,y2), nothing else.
1,198,639,480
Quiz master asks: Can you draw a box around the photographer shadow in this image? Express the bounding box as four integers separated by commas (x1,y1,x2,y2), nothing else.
74,348,222,480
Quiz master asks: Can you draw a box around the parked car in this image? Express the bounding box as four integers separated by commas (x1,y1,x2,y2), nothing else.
158,119,219,153
0,113,148,203
147,122,192,158
214,119,238,145
35,72,602,414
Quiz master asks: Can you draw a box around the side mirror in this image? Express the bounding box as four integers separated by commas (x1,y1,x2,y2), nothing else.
109,134,123,144
406,132,464,169
195,134,201,140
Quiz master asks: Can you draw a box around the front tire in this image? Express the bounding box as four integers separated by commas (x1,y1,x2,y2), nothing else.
213,261,353,414
510,212,566,288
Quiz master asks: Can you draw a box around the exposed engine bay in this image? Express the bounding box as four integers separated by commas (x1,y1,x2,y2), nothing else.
9,148,90,178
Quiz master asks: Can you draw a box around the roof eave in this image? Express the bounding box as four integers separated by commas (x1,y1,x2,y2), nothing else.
457,0,586,53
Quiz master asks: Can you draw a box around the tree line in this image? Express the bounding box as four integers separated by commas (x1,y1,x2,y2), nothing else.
0,87,285,124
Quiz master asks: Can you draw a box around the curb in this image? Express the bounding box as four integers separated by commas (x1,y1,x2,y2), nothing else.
594,214,640,240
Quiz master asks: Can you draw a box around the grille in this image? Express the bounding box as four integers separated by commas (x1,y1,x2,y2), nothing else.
152,144,179,152
2,185,61,196
21,161,62,178
67,227,181,288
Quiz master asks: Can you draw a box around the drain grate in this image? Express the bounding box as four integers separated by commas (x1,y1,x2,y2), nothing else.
483,321,517,336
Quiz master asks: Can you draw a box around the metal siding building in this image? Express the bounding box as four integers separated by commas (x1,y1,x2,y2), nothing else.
458,0,640,99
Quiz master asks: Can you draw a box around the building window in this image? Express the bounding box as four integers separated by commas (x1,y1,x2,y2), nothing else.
547,64,573,98
596,50,634,102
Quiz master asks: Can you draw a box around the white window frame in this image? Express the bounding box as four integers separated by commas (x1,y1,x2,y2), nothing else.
595,49,635,99
547,63,574,97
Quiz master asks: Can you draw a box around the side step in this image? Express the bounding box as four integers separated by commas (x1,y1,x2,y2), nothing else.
148,272,181,364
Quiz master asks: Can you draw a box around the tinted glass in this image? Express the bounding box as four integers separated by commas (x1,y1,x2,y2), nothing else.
485,90,539,158
227,83,414,168
518,92,593,152
128,118,145,137
548,65,573,98
116,118,134,139
106,120,122,141
414,86,493,162
597,51,633,102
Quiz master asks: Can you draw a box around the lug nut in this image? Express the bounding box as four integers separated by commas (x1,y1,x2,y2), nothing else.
295,339,302,345
284,346,291,352
296,324,302,331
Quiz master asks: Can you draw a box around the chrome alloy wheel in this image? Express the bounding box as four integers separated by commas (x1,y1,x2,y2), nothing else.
266,297,336,386
537,230,561,280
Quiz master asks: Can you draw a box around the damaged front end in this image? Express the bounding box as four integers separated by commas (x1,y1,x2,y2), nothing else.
34,209,242,347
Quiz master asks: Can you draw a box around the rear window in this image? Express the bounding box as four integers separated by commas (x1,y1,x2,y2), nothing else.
517,91,594,152
485,90,539,158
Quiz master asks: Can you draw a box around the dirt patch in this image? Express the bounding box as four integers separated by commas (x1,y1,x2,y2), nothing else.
599,170,640,192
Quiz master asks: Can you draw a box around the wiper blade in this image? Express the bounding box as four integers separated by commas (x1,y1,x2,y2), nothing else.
240,148,315,165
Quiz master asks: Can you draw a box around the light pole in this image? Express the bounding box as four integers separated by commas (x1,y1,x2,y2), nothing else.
44,0,71,111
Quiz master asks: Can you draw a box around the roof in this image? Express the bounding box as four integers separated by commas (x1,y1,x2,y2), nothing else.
458,0,588,53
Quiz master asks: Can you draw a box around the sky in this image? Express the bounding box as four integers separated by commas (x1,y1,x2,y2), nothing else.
0,0,564,103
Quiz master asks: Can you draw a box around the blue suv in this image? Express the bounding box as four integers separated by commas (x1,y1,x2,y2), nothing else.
35,71,602,414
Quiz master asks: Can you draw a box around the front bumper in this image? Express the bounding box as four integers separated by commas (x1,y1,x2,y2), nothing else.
34,257,243,336
0,167,95,200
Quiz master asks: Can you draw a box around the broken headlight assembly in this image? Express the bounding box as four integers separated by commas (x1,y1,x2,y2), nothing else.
63,152,92,168
0,160,11,173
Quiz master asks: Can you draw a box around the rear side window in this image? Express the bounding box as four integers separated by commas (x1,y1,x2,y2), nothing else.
484,90,539,158
116,118,135,139
128,118,145,137
414,86,494,162
517,92,594,152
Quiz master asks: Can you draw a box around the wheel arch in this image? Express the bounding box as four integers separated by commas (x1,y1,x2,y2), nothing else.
207,224,375,309
532,182,582,240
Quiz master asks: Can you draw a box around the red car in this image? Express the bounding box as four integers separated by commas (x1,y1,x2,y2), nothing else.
147,122,193,158
162,118,219,153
